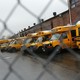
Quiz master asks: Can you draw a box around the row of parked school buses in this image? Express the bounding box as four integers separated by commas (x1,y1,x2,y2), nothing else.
0,22,80,55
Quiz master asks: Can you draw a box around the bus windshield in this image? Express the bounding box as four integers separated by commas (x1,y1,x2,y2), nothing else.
50,33,61,40
10,41,16,44
24,38,32,44
30,38,37,43
36,37,43,42
1,43,9,46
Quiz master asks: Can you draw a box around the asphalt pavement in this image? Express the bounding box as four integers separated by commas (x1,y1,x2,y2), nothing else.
0,51,80,80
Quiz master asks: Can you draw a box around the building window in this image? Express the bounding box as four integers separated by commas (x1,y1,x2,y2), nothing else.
71,0,79,8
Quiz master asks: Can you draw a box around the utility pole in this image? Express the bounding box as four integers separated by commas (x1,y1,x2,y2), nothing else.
68,0,72,24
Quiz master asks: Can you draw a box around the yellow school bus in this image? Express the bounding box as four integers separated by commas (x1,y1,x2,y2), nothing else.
7,37,26,52
0,39,13,52
74,22,80,49
21,30,52,55
51,25,77,48
0,42,10,52
31,30,52,53
0,39,9,44
39,25,78,54
21,21,80,55
21,33,40,54
23,33,39,47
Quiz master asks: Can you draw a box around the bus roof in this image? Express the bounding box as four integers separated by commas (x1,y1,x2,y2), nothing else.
0,39,9,44
27,33,38,38
51,25,75,33
37,30,52,36
16,36,27,40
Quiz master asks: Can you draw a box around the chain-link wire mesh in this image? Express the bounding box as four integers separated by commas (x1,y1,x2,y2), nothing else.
0,0,80,80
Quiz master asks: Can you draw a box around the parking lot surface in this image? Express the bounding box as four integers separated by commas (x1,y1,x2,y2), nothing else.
0,51,80,80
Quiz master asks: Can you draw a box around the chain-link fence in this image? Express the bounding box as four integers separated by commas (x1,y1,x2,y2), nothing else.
0,0,80,80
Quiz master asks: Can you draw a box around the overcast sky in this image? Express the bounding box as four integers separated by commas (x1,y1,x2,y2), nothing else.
0,0,68,38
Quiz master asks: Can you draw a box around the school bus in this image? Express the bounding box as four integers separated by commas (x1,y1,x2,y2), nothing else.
21,26,78,54
30,26,77,54
23,33,39,47
21,33,40,54
21,30,53,55
0,39,13,52
0,42,10,52
7,37,26,52
31,30,52,53
0,39,9,44
39,25,79,54
74,22,80,49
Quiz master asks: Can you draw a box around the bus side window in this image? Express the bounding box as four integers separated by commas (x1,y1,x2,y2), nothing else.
71,30,76,41
43,36,46,41
71,30,76,37
59,33,67,41
62,33,67,39
78,28,80,36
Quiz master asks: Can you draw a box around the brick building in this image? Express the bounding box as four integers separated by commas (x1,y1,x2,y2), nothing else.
14,0,80,37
